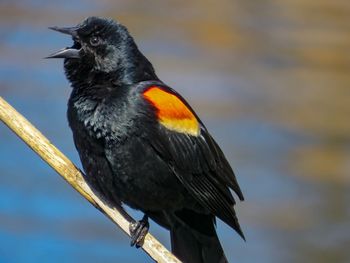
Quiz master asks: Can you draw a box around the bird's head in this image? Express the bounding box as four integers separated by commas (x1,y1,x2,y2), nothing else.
48,17,157,88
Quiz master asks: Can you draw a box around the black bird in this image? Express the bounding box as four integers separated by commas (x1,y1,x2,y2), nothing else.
48,17,244,263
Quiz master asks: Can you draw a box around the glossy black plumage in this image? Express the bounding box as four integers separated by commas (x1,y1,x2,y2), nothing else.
50,16,244,263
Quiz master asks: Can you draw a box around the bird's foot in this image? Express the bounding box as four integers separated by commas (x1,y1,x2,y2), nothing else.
129,215,149,248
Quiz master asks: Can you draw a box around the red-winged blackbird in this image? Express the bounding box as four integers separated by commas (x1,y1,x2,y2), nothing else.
48,17,244,263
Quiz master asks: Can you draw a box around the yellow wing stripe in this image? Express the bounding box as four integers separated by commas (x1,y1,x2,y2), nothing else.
143,87,200,136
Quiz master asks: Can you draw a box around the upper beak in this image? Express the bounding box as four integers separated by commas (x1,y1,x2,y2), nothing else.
48,26,79,37
46,26,81,59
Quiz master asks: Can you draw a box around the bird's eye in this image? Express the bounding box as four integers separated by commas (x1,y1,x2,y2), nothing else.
90,36,100,46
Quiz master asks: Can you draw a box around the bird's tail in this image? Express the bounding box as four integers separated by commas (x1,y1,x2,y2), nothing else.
170,210,228,263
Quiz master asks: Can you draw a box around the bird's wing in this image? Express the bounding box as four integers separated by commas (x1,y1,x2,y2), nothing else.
141,85,244,238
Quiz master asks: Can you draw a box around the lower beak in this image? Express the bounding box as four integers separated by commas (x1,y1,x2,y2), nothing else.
46,26,81,59
46,48,80,59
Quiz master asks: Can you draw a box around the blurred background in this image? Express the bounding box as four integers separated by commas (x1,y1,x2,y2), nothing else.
0,0,349,262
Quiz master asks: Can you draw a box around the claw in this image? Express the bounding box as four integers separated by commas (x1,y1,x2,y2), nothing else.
130,215,149,248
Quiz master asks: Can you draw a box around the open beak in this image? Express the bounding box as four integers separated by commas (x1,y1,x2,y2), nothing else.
46,26,81,59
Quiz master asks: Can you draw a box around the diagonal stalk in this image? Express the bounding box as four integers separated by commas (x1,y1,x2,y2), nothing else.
0,96,181,263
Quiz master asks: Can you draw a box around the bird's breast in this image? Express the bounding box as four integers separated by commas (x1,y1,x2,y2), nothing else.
68,94,136,144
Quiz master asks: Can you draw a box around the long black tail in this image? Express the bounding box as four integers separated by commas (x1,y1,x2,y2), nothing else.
170,210,228,263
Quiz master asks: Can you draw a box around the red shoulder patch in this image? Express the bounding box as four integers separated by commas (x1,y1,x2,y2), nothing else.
143,86,200,136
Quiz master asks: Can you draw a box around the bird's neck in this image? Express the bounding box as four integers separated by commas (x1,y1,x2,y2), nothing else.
64,45,159,99
112,49,159,88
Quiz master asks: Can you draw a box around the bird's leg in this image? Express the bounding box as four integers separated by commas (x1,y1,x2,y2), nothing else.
129,214,149,248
